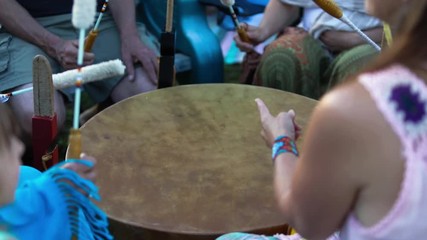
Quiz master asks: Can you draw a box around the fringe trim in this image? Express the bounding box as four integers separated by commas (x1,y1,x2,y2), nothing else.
46,160,113,240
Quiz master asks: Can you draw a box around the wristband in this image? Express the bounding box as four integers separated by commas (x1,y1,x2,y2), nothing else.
272,135,299,163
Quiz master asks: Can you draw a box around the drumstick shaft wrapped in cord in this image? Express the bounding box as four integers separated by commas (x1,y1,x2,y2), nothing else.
84,0,109,52
70,0,96,239
312,0,382,51
0,60,125,103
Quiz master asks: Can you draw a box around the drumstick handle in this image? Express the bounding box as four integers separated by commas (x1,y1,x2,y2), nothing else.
67,129,82,160
84,30,98,52
238,27,251,43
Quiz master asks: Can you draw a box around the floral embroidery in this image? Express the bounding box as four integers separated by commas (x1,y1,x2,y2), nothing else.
390,84,426,124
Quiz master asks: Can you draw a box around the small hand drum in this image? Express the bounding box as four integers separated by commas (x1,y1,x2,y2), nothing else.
74,84,317,239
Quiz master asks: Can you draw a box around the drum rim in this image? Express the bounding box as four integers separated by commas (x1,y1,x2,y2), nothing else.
109,214,290,236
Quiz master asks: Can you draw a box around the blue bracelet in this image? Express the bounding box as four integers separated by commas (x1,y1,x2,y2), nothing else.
272,135,299,163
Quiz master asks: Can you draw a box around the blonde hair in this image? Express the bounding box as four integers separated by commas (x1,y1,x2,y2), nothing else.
0,104,21,149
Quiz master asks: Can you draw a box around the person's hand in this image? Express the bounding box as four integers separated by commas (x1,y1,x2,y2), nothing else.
62,153,96,182
120,35,158,84
255,98,301,148
319,30,358,53
49,39,95,70
234,23,267,52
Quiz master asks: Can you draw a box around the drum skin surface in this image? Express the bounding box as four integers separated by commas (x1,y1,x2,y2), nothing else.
76,84,318,239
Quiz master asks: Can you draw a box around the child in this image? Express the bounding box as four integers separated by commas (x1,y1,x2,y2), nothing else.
219,0,427,239
0,104,112,239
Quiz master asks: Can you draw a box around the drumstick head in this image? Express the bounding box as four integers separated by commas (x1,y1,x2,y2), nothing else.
312,0,343,19
72,0,97,29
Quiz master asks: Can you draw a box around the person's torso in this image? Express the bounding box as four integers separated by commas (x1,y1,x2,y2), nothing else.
340,64,427,239
17,0,105,18
300,7,323,31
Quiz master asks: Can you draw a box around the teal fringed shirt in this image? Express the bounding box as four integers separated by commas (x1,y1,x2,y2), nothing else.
0,161,112,240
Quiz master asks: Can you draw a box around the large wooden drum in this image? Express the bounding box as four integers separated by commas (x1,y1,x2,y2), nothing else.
77,84,317,239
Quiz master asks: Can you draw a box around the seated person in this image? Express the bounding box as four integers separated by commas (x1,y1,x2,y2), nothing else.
219,0,427,238
0,104,112,239
236,0,383,99
0,0,160,145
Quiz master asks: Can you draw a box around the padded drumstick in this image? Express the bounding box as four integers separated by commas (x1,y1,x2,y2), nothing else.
312,0,381,51
0,59,125,103
72,0,96,30
68,0,97,168
53,59,125,89
220,0,251,43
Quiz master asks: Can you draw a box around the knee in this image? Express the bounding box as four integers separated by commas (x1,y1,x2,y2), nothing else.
331,44,379,80
258,49,301,92
9,100,34,137
111,66,157,102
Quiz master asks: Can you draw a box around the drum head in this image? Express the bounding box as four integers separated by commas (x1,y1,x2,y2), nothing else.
76,84,317,239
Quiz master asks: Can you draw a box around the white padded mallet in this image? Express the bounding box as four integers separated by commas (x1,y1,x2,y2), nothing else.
0,59,125,103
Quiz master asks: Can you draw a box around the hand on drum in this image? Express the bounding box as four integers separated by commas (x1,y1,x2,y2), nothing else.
255,98,301,148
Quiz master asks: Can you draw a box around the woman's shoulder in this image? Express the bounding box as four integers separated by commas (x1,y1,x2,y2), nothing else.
324,64,426,115
319,64,427,145
314,74,396,150
317,79,373,126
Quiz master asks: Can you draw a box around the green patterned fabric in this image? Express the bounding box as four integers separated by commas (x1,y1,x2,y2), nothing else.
257,28,329,99
324,44,379,91
257,28,378,99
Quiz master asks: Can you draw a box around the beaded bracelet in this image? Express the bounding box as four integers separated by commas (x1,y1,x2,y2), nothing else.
272,135,299,163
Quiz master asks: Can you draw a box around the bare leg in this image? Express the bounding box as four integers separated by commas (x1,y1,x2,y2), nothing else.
7,83,66,145
110,66,157,103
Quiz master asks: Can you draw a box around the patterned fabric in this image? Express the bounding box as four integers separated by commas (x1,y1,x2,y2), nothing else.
339,64,427,239
256,27,327,99
323,44,378,92
272,135,299,162
256,27,377,99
